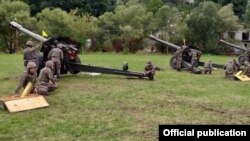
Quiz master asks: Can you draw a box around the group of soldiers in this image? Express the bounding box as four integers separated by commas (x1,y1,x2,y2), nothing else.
15,40,64,96
224,59,250,78
175,45,200,72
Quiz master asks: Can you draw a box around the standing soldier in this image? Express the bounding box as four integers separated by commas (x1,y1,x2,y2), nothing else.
48,45,64,78
23,40,39,67
232,59,240,72
38,61,57,95
223,60,236,77
204,59,213,74
15,62,38,96
175,48,183,71
144,60,155,80
190,50,198,71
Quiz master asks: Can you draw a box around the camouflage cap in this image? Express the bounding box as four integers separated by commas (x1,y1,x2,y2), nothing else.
147,59,152,64
26,41,33,47
46,60,54,68
27,62,37,69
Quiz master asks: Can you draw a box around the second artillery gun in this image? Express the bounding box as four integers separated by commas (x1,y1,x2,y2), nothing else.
10,21,150,79
220,39,250,65
149,35,224,73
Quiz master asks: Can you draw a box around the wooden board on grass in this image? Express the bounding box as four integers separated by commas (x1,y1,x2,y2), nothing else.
1,94,49,113
234,71,250,81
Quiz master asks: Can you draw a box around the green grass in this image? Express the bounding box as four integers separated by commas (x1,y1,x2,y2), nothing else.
0,53,249,141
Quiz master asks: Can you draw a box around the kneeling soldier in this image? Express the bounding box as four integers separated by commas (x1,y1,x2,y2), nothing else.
38,61,57,95
204,59,213,74
15,62,38,96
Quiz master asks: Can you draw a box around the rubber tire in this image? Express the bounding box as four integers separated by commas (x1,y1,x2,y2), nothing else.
69,55,81,74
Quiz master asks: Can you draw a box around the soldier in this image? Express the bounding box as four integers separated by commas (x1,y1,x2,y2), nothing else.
48,45,64,78
123,61,128,71
223,60,236,77
190,50,198,71
203,59,213,74
175,48,183,71
144,60,155,80
23,40,39,67
243,61,250,77
232,59,240,72
38,61,57,95
15,62,38,96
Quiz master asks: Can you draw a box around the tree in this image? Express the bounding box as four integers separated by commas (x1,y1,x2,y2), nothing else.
98,3,152,52
0,0,36,53
146,0,164,14
244,1,250,28
186,1,240,53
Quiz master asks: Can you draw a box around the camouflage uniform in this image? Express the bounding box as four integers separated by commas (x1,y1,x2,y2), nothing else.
38,61,57,95
123,61,128,71
144,60,155,80
233,59,240,72
243,62,250,77
48,46,63,77
190,51,198,71
23,41,39,66
223,60,236,77
175,48,183,71
204,60,213,74
15,62,38,94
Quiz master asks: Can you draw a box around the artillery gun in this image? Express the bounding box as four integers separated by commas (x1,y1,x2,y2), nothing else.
149,35,224,73
220,39,250,65
10,21,149,79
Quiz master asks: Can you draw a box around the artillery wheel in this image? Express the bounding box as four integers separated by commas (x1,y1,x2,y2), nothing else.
238,55,246,65
170,56,177,69
69,56,81,74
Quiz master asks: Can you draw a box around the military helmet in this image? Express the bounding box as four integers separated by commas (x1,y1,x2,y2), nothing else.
147,59,152,64
26,41,33,47
27,62,37,69
46,61,54,68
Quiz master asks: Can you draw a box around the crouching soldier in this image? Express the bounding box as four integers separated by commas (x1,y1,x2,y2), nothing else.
204,59,213,74
224,60,236,78
38,61,57,95
243,61,250,77
144,60,155,80
15,62,39,96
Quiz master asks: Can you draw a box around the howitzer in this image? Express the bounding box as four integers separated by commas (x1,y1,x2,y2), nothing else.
149,35,224,73
10,21,147,79
220,39,250,65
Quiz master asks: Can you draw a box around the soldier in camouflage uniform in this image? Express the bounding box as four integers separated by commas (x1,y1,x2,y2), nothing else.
23,40,39,67
123,61,128,71
15,62,38,95
190,50,198,71
175,48,183,71
144,60,155,80
243,61,250,77
203,59,213,74
38,61,57,95
223,60,236,77
48,45,64,78
232,59,240,72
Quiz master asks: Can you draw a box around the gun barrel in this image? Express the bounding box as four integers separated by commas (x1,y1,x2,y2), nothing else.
219,39,247,51
149,35,181,50
10,21,47,42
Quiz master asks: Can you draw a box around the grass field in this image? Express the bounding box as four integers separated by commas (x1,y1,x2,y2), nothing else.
0,53,249,141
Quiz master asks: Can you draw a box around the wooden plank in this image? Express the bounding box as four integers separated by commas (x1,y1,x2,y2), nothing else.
4,95,49,113
235,71,250,81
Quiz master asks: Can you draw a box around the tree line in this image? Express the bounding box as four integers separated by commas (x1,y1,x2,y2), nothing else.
0,0,250,54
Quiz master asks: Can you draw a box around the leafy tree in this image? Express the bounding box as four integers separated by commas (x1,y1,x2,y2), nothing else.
146,0,163,14
98,3,152,52
244,1,250,28
186,1,240,53
0,0,36,53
